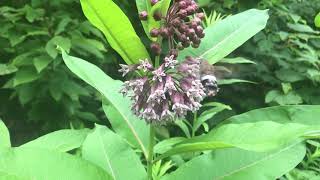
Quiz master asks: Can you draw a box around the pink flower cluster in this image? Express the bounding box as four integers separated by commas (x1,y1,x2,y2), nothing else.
119,56,206,124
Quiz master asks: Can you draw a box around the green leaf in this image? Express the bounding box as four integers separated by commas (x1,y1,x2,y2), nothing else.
62,50,149,157
0,120,11,148
82,125,147,180
315,12,320,28
102,101,149,153
177,9,269,64
20,129,90,152
218,79,256,85
156,121,315,160
227,105,320,125
162,142,305,180
33,55,53,73
194,106,230,133
135,0,152,39
0,147,112,180
147,0,171,39
80,0,150,65
13,68,39,87
219,57,256,64
265,90,303,105
154,137,186,154
46,36,71,59
0,64,17,76
287,23,319,34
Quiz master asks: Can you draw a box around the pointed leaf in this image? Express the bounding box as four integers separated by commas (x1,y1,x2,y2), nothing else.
156,121,316,160
0,147,112,180
62,50,149,157
80,0,150,64
82,125,147,180
20,129,90,152
227,105,320,125
178,9,269,64
162,142,305,180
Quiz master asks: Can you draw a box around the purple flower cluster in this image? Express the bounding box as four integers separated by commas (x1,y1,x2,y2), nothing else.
119,56,206,124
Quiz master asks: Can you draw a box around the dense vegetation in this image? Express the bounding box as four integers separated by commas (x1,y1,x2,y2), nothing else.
0,0,319,179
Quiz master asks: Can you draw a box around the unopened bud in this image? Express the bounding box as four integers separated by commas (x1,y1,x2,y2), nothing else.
153,11,162,21
150,42,162,55
150,28,160,37
139,11,148,21
151,0,159,6
160,28,170,38
196,12,205,20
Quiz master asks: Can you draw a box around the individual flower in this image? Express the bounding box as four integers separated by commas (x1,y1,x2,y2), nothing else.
119,56,209,124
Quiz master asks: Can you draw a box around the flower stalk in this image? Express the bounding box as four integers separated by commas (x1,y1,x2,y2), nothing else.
147,125,156,180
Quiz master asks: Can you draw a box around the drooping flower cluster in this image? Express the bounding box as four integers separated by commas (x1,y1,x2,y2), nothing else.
119,56,206,124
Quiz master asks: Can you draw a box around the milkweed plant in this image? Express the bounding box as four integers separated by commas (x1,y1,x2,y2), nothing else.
2,0,320,180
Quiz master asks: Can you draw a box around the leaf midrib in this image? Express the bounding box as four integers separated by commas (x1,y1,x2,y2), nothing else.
84,0,134,64
215,142,299,179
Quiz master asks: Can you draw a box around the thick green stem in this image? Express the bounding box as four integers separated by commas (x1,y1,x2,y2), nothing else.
147,125,155,180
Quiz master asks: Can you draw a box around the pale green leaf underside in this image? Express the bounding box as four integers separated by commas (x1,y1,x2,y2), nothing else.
0,147,112,180
20,129,90,152
82,125,147,180
162,142,305,180
0,120,11,148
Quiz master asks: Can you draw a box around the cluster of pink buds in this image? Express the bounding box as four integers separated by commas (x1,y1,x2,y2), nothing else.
119,56,206,124
139,0,205,56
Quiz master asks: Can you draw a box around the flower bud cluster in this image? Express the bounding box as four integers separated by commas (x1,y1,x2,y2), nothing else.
119,56,206,124
150,0,205,50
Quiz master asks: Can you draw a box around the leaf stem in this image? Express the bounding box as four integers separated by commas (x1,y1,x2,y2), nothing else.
147,124,156,180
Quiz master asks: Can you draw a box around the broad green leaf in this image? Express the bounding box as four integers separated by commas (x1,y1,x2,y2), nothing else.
162,142,305,180
194,106,230,133
80,0,150,64
62,51,149,157
33,55,53,73
219,57,256,64
82,125,147,180
227,105,320,125
20,129,90,152
46,36,71,59
315,12,320,28
178,9,269,64
154,137,186,154
287,23,319,34
0,64,17,75
13,68,39,87
265,90,303,105
0,147,112,180
218,79,256,85
0,120,11,148
102,100,149,153
156,121,315,160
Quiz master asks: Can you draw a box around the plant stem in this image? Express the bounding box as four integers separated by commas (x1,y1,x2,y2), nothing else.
191,112,198,137
147,125,155,180
155,37,163,67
